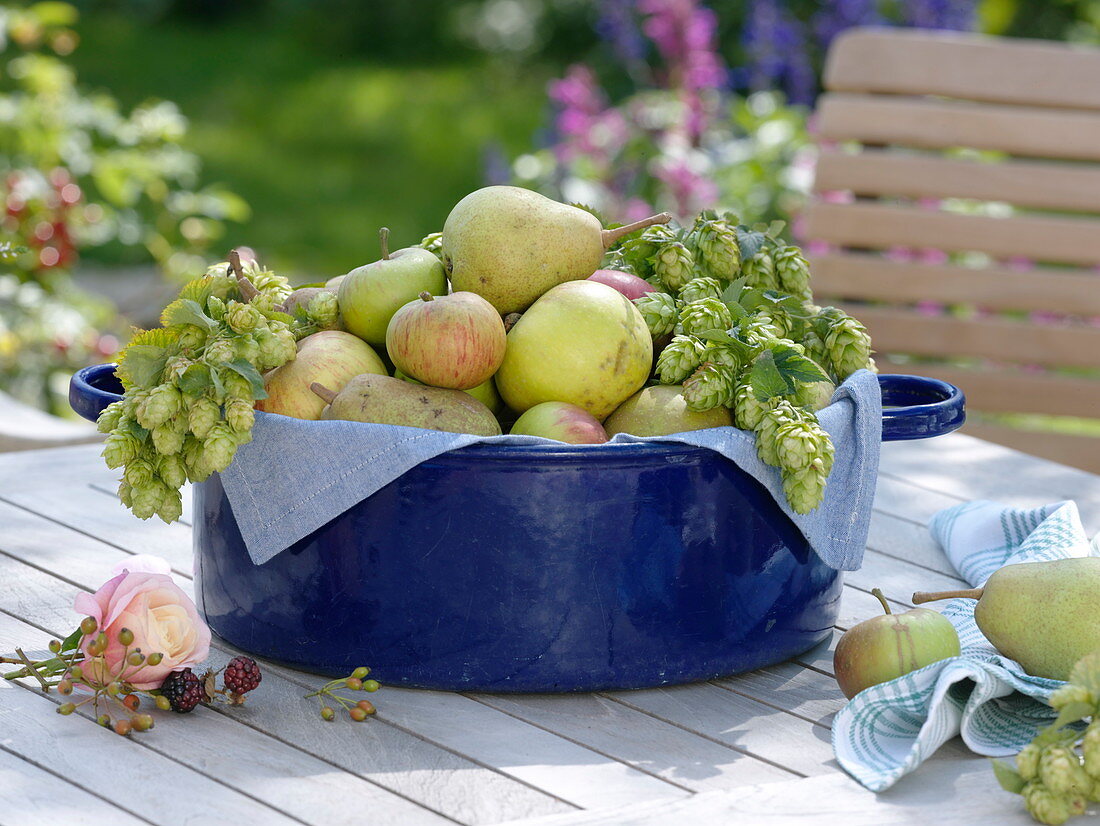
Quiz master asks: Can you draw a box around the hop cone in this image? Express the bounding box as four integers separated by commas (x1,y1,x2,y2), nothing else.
802,331,831,373
103,431,141,469
130,479,168,521
700,341,742,373
634,291,679,338
774,417,834,474
420,231,443,257
183,436,212,483
226,301,262,334
124,456,157,489
733,382,769,430
682,362,737,411
1023,782,1075,826
188,398,221,440
117,480,133,508
678,297,733,337
202,423,239,474
220,370,254,402
791,378,835,412
679,276,723,305
178,324,207,351
689,216,740,280
742,250,777,290
783,458,829,515
618,224,677,277
307,291,340,329
755,400,801,467
656,335,707,384
206,295,227,321
135,384,181,430
156,488,184,524
738,314,782,348
1084,722,1100,780
1018,744,1043,782
233,334,260,364
774,245,812,299
151,424,185,456
1050,684,1095,712
204,338,236,365
1040,746,1091,796
653,241,695,292
157,454,188,490
226,398,255,434
825,316,873,380
96,400,128,435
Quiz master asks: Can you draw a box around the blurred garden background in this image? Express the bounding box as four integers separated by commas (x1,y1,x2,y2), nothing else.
3,0,1100,416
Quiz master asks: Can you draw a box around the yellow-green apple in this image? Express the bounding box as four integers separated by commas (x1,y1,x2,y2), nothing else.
587,269,656,301
604,385,731,436
337,228,446,345
255,330,386,420
495,280,652,419
386,291,506,390
510,401,608,444
833,588,960,699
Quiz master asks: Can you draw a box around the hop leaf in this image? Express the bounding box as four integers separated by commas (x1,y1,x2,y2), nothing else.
678,297,733,338
782,459,829,515
656,335,707,384
679,276,724,305
633,291,679,338
682,361,737,411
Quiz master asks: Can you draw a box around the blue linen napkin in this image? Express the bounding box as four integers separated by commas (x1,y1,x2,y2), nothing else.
832,499,1100,792
218,369,881,567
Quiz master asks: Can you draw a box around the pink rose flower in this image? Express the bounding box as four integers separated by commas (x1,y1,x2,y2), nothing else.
108,554,172,578
73,572,210,690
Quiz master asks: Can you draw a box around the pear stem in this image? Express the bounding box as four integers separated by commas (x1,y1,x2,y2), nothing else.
380,227,391,260
310,383,338,404
228,249,261,302
912,588,984,604
871,588,892,615
601,213,673,249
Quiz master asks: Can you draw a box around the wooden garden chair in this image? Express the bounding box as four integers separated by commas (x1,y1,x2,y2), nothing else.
804,28,1100,472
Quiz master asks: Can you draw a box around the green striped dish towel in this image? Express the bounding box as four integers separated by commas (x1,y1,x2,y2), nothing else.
832,499,1100,792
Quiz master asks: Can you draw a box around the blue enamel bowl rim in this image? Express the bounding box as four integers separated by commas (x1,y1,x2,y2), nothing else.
70,363,965,454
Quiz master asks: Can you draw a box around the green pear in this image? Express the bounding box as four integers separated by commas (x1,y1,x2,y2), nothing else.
510,402,608,444
913,557,1100,681
311,374,501,436
495,280,652,420
395,369,504,415
338,228,447,345
256,331,386,421
834,588,960,699
604,385,732,437
442,186,671,314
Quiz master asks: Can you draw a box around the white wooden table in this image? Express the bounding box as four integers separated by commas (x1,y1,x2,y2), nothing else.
2,435,1099,826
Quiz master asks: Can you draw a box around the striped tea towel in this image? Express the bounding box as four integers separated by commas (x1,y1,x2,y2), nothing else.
832,499,1100,792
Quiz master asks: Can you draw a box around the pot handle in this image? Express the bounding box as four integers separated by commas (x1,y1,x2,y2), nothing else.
878,374,965,442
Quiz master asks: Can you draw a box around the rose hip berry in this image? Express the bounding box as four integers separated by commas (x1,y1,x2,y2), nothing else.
160,668,205,713
223,656,262,695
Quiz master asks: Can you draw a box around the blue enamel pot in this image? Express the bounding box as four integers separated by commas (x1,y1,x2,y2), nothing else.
71,365,964,692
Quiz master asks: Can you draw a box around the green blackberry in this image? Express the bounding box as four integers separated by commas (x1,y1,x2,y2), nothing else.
224,656,262,695
160,668,205,713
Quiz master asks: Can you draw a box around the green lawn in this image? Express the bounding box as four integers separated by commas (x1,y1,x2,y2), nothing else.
69,16,551,281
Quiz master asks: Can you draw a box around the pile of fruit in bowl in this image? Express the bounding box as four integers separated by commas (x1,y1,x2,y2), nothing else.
95,185,875,525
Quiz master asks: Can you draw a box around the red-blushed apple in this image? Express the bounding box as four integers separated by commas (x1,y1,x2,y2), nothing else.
510,401,608,444
386,291,506,390
833,588,960,699
587,269,656,301
256,330,386,420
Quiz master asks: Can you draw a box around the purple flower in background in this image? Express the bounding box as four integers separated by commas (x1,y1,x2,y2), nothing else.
813,0,884,48
548,65,628,165
742,0,817,105
655,160,719,216
639,0,726,92
596,0,648,66
901,0,977,31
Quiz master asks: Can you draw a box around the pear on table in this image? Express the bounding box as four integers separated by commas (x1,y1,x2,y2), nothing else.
913,557,1100,681
604,385,732,437
311,374,501,437
442,185,671,314
833,588,960,699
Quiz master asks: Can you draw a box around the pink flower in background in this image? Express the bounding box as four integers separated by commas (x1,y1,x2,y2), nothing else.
74,571,210,690
655,160,719,216
548,66,628,165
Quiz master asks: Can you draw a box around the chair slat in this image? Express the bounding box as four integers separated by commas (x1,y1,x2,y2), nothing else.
959,423,1100,474
804,202,1100,266
817,94,1100,162
833,304,1100,369
875,357,1100,419
824,28,1100,110
814,149,1100,213
809,253,1100,316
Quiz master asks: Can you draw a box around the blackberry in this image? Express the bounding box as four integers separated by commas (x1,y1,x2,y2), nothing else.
224,656,262,695
160,668,205,713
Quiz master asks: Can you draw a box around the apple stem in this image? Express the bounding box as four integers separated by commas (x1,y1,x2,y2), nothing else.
418,291,434,302
503,312,522,332
309,382,338,404
601,213,673,249
871,588,892,615
912,588,984,604
380,227,391,260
